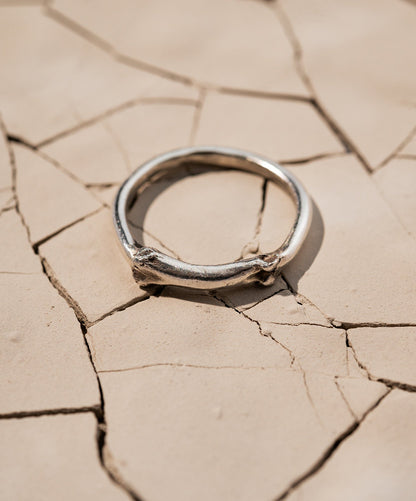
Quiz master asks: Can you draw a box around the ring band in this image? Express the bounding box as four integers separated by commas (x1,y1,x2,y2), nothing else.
113,146,312,290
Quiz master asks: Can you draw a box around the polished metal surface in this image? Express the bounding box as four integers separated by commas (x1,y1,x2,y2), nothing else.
113,146,312,290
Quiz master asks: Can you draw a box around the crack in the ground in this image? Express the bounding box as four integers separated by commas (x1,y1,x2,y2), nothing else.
345,331,377,383
334,376,357,420
274,389,391,500
375,125,416,170
239,178,268,259
266,320,332,328
7,134,107,210
0,270,38,275
372,168,416,238
397,153,416,160
33,207,103,249
279,275,415,334
88,294,154,328
43,3,195,87
98,363,288,374
0,186,15,212
43,3,312,108
238,287,288,313
213,289,363,442
189,87,207,146
274,2,372,174
280,273,333,326
85,182,118,189
301,370,327,431
212,292,297,368
214,271,332,330
127,218,182,260
279,151,350,166
0,203,15,216
10,133,87,185
252,178,268,241
374,379,416,393
217,85,309,103
310,98,372,171
82,323,145,501
39,256,88,324
333,320,416,330
2,4,414,498
214,291,347,438
102,119,133,174
0,406,100,420
42,259,145,501
36,96,198,148
346,331,416,394
2,116,145,501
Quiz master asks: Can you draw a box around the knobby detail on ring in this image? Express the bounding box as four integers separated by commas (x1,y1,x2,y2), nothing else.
132,247,281,289
113,146,312,290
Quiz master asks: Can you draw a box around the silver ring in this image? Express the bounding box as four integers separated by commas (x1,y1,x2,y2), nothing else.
113,146,312,290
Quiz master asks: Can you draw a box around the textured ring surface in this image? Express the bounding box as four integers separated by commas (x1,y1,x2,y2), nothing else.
113,146,312,290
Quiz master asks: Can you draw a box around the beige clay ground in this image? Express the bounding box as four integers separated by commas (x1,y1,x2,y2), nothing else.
1,1,416,500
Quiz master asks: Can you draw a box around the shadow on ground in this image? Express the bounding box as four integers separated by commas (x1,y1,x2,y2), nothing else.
130,164,324,308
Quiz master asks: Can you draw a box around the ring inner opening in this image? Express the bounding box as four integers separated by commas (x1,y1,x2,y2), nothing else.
126,160,297,266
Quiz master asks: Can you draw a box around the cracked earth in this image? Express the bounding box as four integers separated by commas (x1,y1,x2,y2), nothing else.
1,1,416,500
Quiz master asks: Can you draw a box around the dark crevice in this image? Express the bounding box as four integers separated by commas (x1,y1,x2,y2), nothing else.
2,116,144,501
310,98,372,173
279,151,349,166
36,96,199,148
85,182,119,189
266,320,332,328
240,178,268,259
0,202,15,217
212,291,296,366
43,4,195,86
8,132,107,211
240,286,288,312
127,219,182,260
0,406,100,420
332,320,416,330
44,3,312,105
346,332,416,394
217,86,310,103
38,255,88,324
334,376,357,420
87,294,153,327
0,5,412,494
80,318,145,501
33,207,103,250
258,178,268,221
376,125,416,170
376,379,416,393
7,133,38,150
275,3,373,174
280,273,333,326
39,252,148,500
345,331,372,381
274,390,391,500
345,333,351,348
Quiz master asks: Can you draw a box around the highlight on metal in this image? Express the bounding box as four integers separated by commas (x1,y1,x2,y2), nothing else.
113,146,312,290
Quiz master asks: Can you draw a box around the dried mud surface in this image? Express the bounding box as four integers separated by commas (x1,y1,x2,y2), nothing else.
1,1,416,500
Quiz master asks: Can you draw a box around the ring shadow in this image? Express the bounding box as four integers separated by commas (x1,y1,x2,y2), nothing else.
127,164,324,308
283,198,324,292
